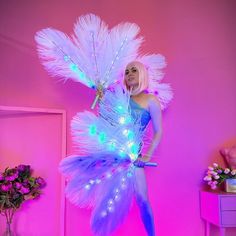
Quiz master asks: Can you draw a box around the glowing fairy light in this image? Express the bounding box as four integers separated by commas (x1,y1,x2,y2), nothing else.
70,63,78,72
107,140,116,151
106,172,112,179
114,188,121,201
118,116,126,124
89,124,97,135
122,129,134,140
89,179,95,184
79,71,86,80
108,199,114,205
69,63,89,84
101,211,107,217
114,188,119,194
129,153,137,161
63,55,70,61
98,132,106,143
127,141,134,148
120,176,127,189
122,129,129,136
85,184,91,190
127,171,133,178
130,144,139,154
128,131,134,140
121,177,126,182
114,194,120,201
116,105,124,114
107,205,115,213
95,179,101,184
119,149,126,158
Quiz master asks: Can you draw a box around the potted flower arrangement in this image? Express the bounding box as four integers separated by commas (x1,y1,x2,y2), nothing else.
0,165,46,236
203,163,236,192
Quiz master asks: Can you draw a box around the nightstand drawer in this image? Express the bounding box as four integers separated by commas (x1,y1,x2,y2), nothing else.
221,197,236,210
221,211,236,225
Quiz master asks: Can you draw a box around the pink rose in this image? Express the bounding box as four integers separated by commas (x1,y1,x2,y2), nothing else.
231,170,236,175
0,182,13,192
213,163,218,168
211,185,217,190
224,168,230,174
35,177,46,188
204,176,212,181
19,186,30,194
211,171,218,176
5,169,18,181
14,182,22,189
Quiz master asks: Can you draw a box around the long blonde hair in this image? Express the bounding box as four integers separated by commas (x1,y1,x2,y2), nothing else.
124,61,149,95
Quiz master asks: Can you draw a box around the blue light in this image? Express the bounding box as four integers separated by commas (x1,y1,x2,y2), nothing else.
119,149,126,158
70,64,86,79
70,63,78,72
127,171,133,177
98,132,106,143
79,71,85,79
128,131,134,140
116,105,124,114
118,116,126,124
130,144,139,154
89,124,97,135
63,55,70,61
69,63,95,88
107,140,116,151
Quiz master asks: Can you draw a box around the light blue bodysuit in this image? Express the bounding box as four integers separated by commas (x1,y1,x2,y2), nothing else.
129,97,151,132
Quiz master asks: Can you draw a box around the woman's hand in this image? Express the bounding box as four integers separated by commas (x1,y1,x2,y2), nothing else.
133,155,151,168
133,159,146,168
96,86,104,100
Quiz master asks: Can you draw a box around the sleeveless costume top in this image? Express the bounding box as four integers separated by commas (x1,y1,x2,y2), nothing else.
129,98,151,132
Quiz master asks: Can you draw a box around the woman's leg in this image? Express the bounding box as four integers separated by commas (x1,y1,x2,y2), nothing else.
134,168,155,236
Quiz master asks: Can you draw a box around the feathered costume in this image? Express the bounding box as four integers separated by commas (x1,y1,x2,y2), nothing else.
35,14,173,236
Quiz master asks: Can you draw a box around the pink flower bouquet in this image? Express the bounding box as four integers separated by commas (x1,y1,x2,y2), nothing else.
0,165,46,234
203,163,236,190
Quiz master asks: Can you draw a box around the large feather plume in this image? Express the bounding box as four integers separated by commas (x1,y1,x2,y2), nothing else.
72,14,109,86
91,168,135,236
35,28,94,87
35,14,143,91
101,22,143,87
59,152,131,209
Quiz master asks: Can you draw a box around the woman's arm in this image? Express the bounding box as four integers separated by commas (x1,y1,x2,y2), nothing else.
141,95,162,162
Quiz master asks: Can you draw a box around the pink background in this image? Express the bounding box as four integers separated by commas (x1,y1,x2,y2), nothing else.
0,0,236,235
0,107,65,235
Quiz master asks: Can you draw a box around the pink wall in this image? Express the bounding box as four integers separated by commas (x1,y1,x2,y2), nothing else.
0,0,236,235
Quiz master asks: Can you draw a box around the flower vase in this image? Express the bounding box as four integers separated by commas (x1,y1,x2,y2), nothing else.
225,179,236,193
2,209,16,236
3,222,15,236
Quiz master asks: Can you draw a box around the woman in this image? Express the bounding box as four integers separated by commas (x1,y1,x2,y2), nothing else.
124,61,162,236
59,61,163,236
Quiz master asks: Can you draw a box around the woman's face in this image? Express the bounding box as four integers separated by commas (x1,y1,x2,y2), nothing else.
124,64,139,88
